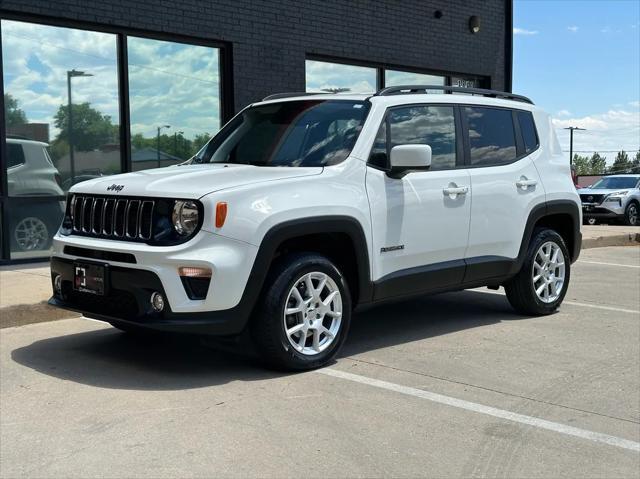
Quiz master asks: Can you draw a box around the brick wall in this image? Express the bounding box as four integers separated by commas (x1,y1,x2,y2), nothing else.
0,0,509,115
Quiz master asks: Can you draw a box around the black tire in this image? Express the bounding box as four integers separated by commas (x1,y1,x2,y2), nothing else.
623,201,639,226
505,228,571,316
251,253,352,371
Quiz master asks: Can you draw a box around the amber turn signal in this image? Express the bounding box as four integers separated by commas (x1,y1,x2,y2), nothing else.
178,267,212,278
215,202,228,228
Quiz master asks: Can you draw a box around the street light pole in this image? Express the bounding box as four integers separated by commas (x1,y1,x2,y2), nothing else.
157,125,170,168
66,69,93,183
564,126,586,166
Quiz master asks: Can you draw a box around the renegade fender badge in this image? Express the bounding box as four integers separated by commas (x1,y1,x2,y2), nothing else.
381,245,405,253
107,184,125,192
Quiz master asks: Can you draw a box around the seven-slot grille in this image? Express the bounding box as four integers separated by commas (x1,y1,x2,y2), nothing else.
69,195,155,241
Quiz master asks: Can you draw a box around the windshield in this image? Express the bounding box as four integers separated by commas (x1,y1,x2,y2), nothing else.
192,100,370,167
589,176,639,189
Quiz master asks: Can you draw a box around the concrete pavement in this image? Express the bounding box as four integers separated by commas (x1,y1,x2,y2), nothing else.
1,246,638,478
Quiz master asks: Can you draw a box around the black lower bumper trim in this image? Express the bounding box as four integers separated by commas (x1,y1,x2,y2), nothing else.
49,257,247,336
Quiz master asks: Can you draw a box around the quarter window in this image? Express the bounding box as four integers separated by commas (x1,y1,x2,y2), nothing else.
7,144,25,168
465,107,517,166
517,111,539,154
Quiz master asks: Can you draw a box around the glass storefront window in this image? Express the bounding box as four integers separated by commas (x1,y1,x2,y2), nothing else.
305,60,377,94
385,70,446,92
127,37,221,170
2,19,121,258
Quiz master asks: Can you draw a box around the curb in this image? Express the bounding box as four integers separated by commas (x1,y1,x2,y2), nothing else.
581,232,640,250
1,234,638,329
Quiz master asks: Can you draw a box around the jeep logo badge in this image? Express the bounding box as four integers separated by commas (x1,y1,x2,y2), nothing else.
107,184,125,192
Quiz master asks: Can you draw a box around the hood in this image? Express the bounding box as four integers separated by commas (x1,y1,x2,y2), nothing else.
70,164,323,198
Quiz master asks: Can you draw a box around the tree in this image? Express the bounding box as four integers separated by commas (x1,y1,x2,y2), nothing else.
632,151,640,172
53,102,118,151
589,152,607,175
572,154,590,176
609,150,631,174
4,93,27,128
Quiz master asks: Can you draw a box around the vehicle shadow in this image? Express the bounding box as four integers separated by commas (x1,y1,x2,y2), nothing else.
11,289,525,391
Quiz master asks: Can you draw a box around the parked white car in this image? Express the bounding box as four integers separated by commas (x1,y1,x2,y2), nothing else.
49,86,582,370
7,137,65,252
579,175,640,226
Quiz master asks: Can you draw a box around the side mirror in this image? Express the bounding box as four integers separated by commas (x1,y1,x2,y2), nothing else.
388,145,432,178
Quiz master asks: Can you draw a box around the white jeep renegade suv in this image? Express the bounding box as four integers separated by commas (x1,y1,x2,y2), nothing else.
50,85,582,370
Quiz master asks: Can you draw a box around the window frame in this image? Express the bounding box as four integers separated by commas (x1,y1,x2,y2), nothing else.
366,103,465,173
460,104,537,169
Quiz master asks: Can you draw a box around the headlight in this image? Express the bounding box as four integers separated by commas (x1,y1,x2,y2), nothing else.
172,200,199,236
607,190,629,198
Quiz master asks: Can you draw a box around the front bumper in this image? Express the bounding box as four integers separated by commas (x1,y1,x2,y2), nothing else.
582,204,625,219
49,257,249,336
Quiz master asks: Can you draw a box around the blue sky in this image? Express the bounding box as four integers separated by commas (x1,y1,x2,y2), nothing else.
514,0,640,159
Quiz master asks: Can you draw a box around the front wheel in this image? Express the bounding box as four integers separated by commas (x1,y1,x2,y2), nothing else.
251,253,352,371
505,229,571,315
624,202,639,226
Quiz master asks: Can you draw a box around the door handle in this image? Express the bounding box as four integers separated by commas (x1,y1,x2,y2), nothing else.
516,177,537,190
443,184,468,199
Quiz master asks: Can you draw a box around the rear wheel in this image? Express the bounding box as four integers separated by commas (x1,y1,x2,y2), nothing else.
505,229,571,315
251,253,351,371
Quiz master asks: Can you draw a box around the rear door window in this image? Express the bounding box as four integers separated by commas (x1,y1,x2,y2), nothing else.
465,107,517,166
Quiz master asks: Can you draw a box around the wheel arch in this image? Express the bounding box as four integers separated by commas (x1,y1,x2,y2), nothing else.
516,200,581,269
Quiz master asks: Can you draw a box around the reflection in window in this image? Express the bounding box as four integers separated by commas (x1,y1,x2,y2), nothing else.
2,19,120,257
466,107,517,166
384,70,446,92
387,106,457,170
305,60,376,94
128,37,220,170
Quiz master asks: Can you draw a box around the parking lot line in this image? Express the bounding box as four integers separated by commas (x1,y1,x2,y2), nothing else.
474,289,640,315
578,260,640,269
318,368,640,453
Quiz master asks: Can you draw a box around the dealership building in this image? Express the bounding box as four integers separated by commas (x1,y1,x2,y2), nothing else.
0,0,512,263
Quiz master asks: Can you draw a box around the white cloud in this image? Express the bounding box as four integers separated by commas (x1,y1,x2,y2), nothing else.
556,109,571,117
552,109,640,163
513,27,539,35
567,26,579,33
630,101,640,108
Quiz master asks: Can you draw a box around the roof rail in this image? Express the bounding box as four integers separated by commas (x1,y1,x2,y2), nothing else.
262,92,325,102
374,85,534,104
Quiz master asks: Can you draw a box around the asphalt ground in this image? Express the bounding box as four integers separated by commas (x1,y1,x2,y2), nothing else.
1,246,638,478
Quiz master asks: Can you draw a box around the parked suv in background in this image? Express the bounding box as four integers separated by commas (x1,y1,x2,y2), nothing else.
579,175,640,226
7,137,65,252
49,86,581,370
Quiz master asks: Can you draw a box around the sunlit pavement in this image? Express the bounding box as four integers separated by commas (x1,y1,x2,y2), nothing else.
1,247,638,478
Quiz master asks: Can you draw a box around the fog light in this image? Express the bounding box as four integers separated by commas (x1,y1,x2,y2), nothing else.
150,292,165,312
54,274,62,294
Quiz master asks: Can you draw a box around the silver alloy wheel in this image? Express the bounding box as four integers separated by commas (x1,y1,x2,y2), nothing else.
532,241,566,303
14,217,49,251
283,271,342,356
628,204,638,226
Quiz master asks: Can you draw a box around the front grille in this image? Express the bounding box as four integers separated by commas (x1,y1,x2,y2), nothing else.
69,195,154,241
580,194,605,204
